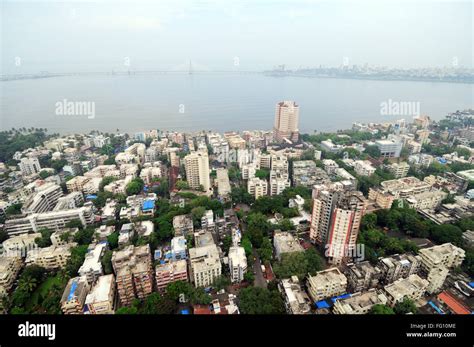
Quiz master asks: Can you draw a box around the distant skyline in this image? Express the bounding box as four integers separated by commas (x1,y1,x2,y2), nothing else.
1,0,472,74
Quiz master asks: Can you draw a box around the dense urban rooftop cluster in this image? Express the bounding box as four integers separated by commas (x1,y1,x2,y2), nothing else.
0,105,473,315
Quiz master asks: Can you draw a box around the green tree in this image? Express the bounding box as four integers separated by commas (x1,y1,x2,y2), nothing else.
237,287,285,314
369,304,395,314
394,298,418,314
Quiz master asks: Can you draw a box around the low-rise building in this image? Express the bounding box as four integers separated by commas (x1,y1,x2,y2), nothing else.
172,214,194,237
189,243,222,288
273,231,304,261
333,289,388,314
345,261,382,292
84,274,116,314
278,276,311,314
354,160,376,177
383,274,428,306
155,259,188,292
60,276,91,314
378,253,421,284
78,243,107,284
388,162,410,178
26,243,76,270
0,256,22,295
307,267,348,302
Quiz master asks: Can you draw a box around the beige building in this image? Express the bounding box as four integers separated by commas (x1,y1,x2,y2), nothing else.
26,243,76,270
155,260,188,292
0,256,22,295
60,276,91,314
307,267,348,302
112,245,154,306
418,243,465,294
84,274,116,314
278,276,311,314
333,289,388,314
368,188,395,209
388,162,410,178
273,101,299,143
184,150,211,192
247,177,268,199
383,274,428,306
189,243,222,288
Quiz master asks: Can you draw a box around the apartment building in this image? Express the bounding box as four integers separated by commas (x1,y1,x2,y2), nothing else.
273,101,299,143
172,214,194,237
228,246,247,283
278,276,311,314
78,242,107,285
418,243,465,294
22,183,63,214
378,177,432,199
0,256,22,295
241,163,257,180
112,245,154,306
383,274,429,306
26,243,76,270
19,157,41,176
368,188,396,209
310,190,366,265
5,205,95,236
354,160,376,177
388,162,410,178
307,268,348,302
60,276,91,314
405,190,447,210
2,233,40,256
247,177,268,199
189,243,222,288
170,236,188,260
184,150,211,192
269,173,291,196
378,253,422,284
155,260,188,292
333,289,388,314
345,261,382,292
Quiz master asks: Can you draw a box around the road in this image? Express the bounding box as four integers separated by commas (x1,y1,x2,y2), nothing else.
252,248,267,289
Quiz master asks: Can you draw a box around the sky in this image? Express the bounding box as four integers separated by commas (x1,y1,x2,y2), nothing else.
1,0,473,73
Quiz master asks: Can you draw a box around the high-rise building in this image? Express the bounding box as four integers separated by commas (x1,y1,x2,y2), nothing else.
273,101,299,143
310,190,366,265
184,150,211,192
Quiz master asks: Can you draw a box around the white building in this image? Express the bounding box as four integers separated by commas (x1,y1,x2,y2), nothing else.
383,274,428,306
84,274,116,314
19,157,41,176
228,246,247,283
78,243,107,284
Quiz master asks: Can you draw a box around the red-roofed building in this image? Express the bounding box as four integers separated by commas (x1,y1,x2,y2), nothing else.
193,304,211,315
437,291,470,315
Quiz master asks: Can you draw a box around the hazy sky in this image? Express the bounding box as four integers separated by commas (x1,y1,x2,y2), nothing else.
1,0,473,73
